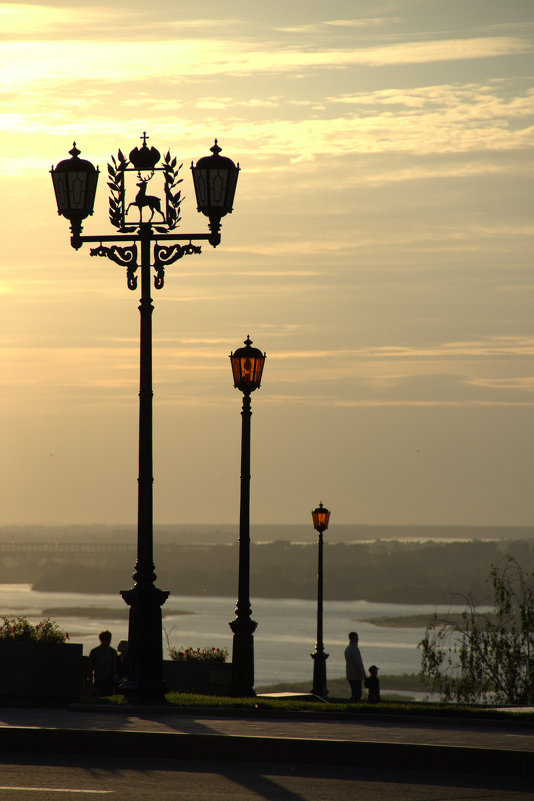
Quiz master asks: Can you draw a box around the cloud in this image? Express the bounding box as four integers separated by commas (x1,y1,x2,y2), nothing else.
327,81,534,115
325,18,396,28
5,79,531,173
466,377,534,391
272,337,534,362
0,4,120,37
276,17,396,33
0,5,246,41
1,35,531,93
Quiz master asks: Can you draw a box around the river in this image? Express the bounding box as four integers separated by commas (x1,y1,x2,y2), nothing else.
0,584,470,689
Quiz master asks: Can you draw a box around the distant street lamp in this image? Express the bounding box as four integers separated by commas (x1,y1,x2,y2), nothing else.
311,502,330,697
51,134,239,701
229,335,266,696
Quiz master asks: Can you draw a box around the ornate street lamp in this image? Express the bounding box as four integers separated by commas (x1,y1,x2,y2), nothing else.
51,133,239,702
229,335,266,696
311,501,330,697
50,143,99,244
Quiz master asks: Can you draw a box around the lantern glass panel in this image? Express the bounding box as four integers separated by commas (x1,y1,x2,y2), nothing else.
51,171,68,213
52,167,98,218
212,173,225,205
225,169,238,210
192,169,208,208
193,165,238,215
231,356,241,387
231,351,265,392
312,506,330,532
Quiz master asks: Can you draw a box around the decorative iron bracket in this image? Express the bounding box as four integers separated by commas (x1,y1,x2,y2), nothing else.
153,242,202,289
90,243,139,290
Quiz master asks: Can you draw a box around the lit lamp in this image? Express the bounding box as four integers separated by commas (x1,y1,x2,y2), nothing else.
229,335,266,696
312,502,330,535
311,502,330,697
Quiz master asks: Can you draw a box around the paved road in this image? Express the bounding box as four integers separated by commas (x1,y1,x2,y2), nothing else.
0,752,533,801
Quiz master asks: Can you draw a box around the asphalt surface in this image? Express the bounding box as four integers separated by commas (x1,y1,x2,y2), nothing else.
0,705,532,779
1,752,534,800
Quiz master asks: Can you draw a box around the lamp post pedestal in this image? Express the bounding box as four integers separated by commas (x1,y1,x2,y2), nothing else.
229,615,257,697
120,584,169,700
311,647,329,698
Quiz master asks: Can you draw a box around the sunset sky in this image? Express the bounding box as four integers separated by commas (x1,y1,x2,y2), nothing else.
1,0,533,528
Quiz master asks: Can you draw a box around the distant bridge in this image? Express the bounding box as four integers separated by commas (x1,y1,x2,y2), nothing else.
0,542,134,554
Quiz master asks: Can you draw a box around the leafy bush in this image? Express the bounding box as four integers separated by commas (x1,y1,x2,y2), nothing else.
0,615,69,643
419,557,534,705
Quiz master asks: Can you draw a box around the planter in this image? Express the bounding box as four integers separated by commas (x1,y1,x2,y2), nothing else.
163,660,232,696
0,641,86,706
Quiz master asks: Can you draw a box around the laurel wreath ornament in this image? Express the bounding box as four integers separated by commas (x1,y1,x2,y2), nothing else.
107,150,133,232
107,149,183,233
158,150,183,232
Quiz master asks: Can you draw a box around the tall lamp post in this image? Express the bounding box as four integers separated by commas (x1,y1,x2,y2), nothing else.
311,502,330,698
51,134,239,701
229,336,266,696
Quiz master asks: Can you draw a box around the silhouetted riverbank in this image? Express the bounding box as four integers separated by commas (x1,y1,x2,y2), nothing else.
17,538,534,605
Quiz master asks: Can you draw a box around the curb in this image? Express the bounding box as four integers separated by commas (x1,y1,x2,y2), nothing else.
0,726,532,777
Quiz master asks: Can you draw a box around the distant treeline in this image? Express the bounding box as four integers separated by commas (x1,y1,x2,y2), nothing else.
8,538,533,604
0,523,533,545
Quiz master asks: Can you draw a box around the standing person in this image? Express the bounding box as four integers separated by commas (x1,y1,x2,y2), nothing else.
89,630,117,696
344,631,366,702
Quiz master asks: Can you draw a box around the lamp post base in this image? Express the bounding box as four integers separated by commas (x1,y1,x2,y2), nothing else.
121,583,169,704
311,649,329,698
229,616,257,697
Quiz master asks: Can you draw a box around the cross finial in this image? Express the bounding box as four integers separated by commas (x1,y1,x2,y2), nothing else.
141,132,149,146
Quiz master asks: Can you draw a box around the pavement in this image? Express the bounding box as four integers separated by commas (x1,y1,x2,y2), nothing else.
0,704,533,778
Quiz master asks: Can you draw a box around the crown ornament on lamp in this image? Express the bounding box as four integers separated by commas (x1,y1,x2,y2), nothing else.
129,132,161,171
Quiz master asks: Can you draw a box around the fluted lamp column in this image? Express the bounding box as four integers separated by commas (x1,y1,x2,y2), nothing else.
311,502,330,698
229,335,266,697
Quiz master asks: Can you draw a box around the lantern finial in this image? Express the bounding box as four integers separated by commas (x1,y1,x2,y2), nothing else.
210,139,222,156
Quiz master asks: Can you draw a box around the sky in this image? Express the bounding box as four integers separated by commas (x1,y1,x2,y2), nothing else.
0,0,533,528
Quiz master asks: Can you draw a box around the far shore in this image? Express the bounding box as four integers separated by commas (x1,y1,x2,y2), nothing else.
357,612,496,628
356,614,455,628
42,606,194,619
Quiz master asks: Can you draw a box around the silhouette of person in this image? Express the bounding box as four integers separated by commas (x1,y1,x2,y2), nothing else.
365,664,380,703
344,631,366,701
115,639,129,688
88,630,117,696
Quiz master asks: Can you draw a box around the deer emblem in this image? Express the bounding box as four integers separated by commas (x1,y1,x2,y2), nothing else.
125,175,165,223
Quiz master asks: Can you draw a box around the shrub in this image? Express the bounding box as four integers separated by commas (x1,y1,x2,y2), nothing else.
0,615,69,643
169,646,228,663
419,557,534,705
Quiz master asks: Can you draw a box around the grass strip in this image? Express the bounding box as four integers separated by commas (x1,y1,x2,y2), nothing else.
84,692,534,721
